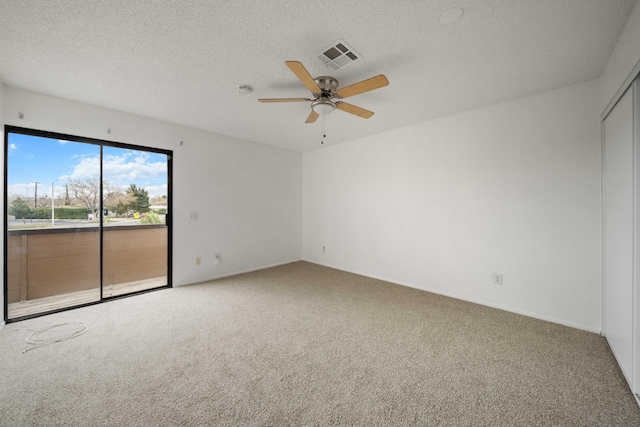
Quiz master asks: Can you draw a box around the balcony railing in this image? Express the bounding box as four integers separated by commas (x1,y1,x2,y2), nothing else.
7,225,167,305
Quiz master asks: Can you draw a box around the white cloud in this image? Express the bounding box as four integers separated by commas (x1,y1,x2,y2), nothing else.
67,151,167,193
72,153,165,179
68,156,100,179
8,143,17,154
7,182,68,199
144,184,168,198
7,183,30,198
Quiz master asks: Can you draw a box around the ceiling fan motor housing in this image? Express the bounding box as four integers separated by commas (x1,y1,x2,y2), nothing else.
311,76,339,114
314,76,338,95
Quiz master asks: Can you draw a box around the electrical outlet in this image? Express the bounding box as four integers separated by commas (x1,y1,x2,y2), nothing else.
190,212,198,221
492,273,503,285
196,257,201,265
214,253,221,265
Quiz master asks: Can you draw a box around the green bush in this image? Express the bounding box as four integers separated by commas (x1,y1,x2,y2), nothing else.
9,198,31,219
31,207,90,220
32,208,51,219
140,211,163,224
57,207,90,219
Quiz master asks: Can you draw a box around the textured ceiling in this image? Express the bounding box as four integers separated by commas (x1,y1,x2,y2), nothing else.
0,0,636,152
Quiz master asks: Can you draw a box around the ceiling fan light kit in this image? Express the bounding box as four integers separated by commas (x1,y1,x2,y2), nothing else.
258,61,388,125
311,99,336,115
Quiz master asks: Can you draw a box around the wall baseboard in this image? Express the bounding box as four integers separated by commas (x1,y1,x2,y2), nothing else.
180,258,303,286
303,259,600,334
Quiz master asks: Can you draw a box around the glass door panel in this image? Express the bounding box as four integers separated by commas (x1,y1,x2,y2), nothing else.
101,146,169,298
6,132,101,319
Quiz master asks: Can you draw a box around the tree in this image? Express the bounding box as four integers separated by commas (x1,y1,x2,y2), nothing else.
39,195,51,208
150,195,168,206
127,184,150,213
64,184,71,206
67,177,115,216
9,197,31,222
105,190,136,216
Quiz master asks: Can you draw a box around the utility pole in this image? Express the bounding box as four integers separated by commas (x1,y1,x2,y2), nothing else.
33,182,40,207
51,179,64,226
64,184,70,205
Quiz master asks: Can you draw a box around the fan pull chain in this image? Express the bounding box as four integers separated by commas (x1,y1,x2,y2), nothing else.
321,111,326,145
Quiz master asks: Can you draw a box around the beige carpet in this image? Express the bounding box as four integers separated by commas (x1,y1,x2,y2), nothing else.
1,261,639,426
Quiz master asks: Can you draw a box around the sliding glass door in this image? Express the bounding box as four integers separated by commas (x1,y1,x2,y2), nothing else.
102,146,169,298
4,127,171,321
5,133,101,318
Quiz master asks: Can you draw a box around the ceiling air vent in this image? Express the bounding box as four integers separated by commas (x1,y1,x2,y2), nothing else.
317,39,361,71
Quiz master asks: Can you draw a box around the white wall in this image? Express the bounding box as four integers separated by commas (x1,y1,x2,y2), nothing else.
2,86,302,289
601,0,640,113
303,79,602,332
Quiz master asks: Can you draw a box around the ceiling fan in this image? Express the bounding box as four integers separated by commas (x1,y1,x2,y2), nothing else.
258,61,389,123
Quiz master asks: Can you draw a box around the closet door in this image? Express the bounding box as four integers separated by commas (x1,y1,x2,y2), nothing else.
634,79,640,397
603,87,634,387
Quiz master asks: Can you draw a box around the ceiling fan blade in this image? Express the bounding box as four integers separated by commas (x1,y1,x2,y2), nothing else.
258,98,308,103
335,75,389,99
305,109,319,123
285,61,321,93
336,102,375,119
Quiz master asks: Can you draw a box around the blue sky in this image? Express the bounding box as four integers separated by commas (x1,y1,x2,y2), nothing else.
7,133,168,199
